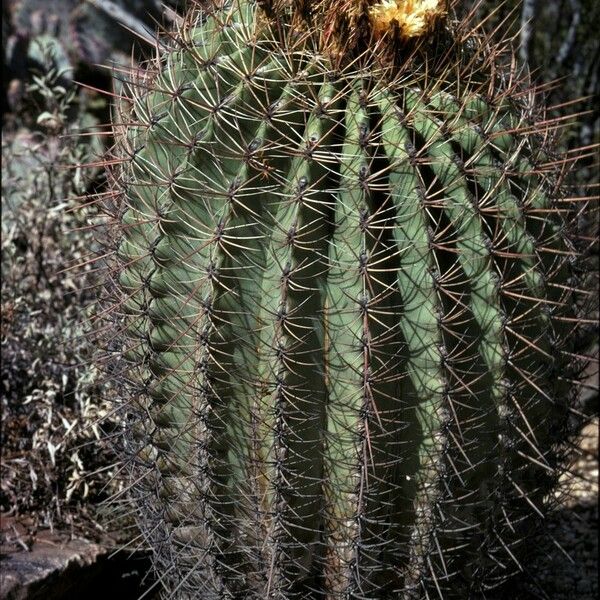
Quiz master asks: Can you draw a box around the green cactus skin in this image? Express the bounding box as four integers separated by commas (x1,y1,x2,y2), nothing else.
109,1,583,598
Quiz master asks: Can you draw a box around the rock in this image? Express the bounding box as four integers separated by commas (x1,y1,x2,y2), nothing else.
0,520,154,600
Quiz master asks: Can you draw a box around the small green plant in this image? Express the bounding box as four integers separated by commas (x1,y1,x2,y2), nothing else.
105,1,595,598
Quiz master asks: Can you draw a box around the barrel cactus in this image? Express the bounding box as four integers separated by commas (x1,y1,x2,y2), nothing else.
106,1,588,597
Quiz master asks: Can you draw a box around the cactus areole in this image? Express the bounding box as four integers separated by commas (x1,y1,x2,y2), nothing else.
111,1,580,598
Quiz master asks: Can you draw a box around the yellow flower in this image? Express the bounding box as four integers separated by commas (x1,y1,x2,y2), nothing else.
368,0,446,39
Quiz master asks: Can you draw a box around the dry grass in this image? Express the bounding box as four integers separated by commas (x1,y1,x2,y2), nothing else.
0,65,122,542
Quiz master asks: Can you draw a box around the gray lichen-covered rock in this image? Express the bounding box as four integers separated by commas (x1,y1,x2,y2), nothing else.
3,0,187,83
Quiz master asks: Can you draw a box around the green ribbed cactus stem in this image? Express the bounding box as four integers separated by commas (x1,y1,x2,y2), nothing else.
106,1,588,598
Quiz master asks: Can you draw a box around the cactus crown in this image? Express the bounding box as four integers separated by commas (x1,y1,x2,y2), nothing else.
256,0,447,53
